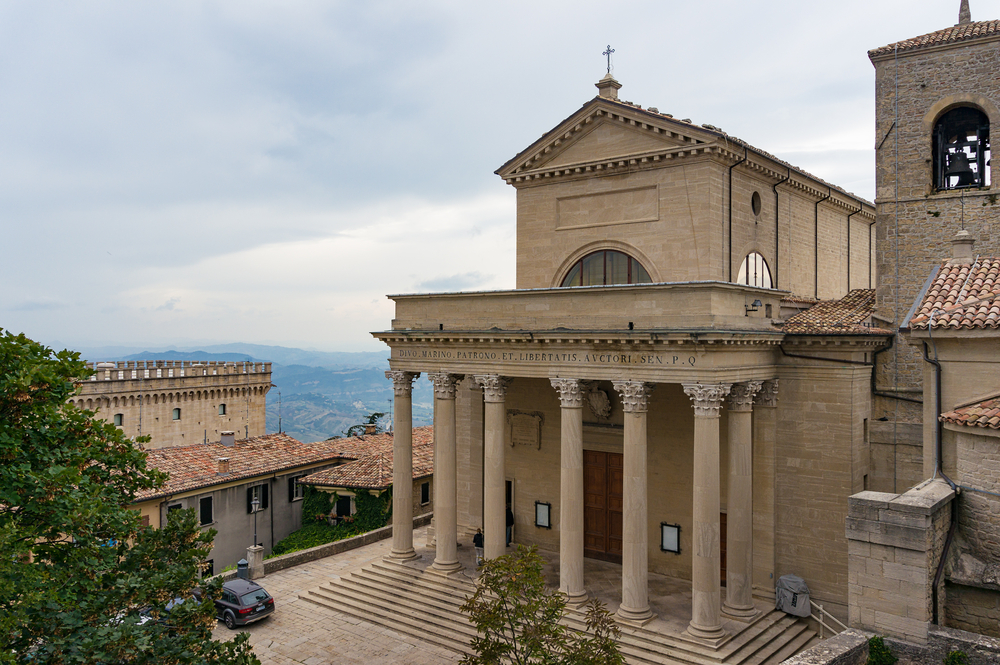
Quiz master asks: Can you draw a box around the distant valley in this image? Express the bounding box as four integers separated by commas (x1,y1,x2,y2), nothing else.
76,343,433,443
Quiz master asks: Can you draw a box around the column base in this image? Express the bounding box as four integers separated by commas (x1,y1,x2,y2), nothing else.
684,622,728,646
722,603,760,622
430,560,463,576
615,605,655,626
563,590,588,608
385,549,420,563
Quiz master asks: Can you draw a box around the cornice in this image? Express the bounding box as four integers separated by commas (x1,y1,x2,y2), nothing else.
373,330,784,348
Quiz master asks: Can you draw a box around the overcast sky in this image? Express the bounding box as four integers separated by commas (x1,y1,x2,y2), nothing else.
3,0,997,353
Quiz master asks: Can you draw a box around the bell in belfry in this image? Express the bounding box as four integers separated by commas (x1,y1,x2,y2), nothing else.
945,152,976,186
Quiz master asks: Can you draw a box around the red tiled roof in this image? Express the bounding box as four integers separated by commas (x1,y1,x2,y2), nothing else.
940,395,1000,430
135,432,404,501
908,258,1000,330
869,19,1000,58
299,427,434,490
779,289,893,335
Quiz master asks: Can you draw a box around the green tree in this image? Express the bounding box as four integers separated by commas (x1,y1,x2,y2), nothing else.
460,546,624,665
0,330,259,665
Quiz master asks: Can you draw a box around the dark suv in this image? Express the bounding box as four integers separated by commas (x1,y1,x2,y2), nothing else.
215,579,275,629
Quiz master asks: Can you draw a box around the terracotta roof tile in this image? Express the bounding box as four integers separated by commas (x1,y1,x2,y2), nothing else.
135,431,413,501
779,289,893,335
908,258,1000,330
940,395,1000,430
869,19,1000,57
299,427,434,490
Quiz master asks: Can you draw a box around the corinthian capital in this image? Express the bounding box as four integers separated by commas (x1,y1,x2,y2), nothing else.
385,370,420,397
612,380,654,413
474,374,511,403
682,382,731,418
755,379,779,408
428,372,463,400
549,378,586,408
727,381,762,413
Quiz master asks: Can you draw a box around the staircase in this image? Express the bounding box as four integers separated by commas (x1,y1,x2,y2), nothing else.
298,559,819,665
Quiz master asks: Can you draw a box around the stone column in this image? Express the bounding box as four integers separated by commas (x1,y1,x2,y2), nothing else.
429,372,463,573
386,370,420,561
474,374,510,561
613,380,655,623
683,382,731,642
723,380,761,620
752,379,778,599
550,378,588,605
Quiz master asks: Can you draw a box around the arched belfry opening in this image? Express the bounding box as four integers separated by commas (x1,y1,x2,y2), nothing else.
933,106,991,190
560,249,652,287
736,251,772,289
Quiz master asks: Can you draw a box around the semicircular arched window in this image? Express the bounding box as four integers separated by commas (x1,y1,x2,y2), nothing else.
736,252,772,289
934,106,991,190
560,250,652,287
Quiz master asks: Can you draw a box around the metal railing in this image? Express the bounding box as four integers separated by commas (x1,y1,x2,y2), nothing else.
811,602,848,639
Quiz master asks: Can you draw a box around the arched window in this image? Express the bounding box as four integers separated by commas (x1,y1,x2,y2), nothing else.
736,252,772,289
934,107,990,190
560,250,652,287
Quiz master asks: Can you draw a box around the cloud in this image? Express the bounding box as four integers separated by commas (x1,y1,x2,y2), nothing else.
416,272,495,293
155,298,180,312
11,299,66,312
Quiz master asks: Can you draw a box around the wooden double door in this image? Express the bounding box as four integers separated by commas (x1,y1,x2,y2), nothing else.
584,450,623,563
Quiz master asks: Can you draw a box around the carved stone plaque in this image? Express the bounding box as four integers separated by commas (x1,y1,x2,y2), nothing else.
507,410,543,450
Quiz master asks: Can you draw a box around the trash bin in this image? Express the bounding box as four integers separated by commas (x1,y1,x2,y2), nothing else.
775,574,811,617
236,558,249,580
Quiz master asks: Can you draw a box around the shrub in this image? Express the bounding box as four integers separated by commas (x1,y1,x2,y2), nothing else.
943,651,969,665
866,636,897,665
268,489,391,558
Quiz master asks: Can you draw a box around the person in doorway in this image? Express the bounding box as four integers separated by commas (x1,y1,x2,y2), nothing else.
506,505,514,546
473,528,484,567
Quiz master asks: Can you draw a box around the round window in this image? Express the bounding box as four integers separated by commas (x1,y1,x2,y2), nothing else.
751,191,762,217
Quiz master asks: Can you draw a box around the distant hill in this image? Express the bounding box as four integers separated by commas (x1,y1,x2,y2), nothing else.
78,343,387,370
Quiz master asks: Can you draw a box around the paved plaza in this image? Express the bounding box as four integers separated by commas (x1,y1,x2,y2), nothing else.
211,526,463,665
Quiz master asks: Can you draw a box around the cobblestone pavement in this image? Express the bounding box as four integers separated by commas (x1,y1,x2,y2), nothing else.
211,526,462,665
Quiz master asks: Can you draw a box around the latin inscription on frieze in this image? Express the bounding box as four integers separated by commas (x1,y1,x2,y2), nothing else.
394,349,696,366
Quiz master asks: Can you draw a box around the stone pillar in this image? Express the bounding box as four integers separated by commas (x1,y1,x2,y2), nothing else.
613,380,655,623
752,379,778,599
683,382,731,642
386,370,420,561
474,374,510,561
723,381,762,620
550,378,587,605
429,372,463,574
247,545,264,580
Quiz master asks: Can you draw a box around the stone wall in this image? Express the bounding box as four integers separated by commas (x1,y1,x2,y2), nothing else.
845,480,955,643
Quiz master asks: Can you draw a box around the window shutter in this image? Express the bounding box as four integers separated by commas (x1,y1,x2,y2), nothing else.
247,487,253,514
200,496,213,525
288,478,295,503
261,483,269,510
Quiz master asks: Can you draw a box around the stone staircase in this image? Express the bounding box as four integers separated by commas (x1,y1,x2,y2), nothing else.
298,559,819,665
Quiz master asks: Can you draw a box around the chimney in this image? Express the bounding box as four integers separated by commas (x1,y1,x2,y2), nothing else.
959,0,971,24
217,457,230,475
364,423,378,435
595,73,622,100
950,229,976,264
220,431,236,447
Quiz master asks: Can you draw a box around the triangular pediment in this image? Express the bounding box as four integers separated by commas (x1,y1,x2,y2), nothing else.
497,98,717,178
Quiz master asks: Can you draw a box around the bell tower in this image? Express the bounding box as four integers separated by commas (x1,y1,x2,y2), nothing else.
867,2,999,492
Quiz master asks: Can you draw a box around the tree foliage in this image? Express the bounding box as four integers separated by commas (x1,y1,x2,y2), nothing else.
460,546,624,665
0,330,259,665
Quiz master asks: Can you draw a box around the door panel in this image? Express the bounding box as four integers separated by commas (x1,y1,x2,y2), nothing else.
583,450,623,563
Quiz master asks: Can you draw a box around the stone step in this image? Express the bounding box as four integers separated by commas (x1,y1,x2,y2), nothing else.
299,583,474,655
328,574,475,627
757,628,818,665
365,561,475,603
731,621,809,665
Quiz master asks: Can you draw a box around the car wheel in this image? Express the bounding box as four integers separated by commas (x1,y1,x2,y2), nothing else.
224,612,236,630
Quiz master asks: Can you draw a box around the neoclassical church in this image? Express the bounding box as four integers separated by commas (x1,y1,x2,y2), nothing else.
372,1,999,652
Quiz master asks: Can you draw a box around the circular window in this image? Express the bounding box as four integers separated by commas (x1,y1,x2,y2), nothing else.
751,191,762,217
560,250,652,287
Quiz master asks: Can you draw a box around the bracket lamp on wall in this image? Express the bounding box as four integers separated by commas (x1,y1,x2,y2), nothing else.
745,299,762,316
535,501,552,529
661,522,681,553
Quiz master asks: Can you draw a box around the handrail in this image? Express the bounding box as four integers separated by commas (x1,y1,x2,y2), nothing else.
810,602,848,639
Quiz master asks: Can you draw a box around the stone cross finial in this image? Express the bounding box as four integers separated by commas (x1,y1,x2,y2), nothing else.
959,0,971,24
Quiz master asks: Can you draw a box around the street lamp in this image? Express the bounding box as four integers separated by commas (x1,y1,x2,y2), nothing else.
251,497,260,547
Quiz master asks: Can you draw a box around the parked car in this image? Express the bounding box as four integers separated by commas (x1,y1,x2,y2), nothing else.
214,579,275,629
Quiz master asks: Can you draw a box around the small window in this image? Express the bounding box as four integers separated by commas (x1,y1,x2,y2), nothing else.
934,106,990,190
751,191,762,216
736,252,773,289
167,503,182,517
113,413,123,427
420,481,430,505
560,250,652,287
218,403,226,416
288,475,305,502
247,484,268,513
199,496,213,526
140,515,150,528
172,408,181,421
336,495,352,517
